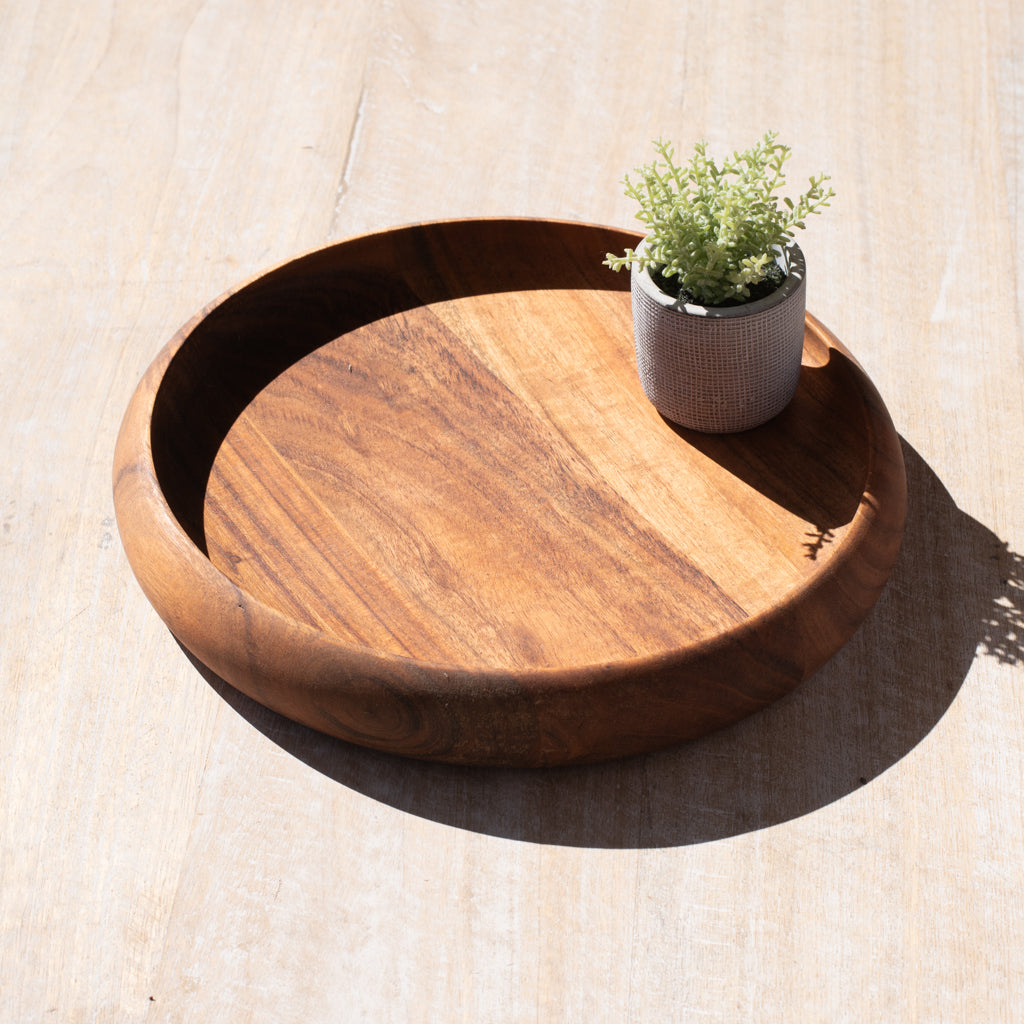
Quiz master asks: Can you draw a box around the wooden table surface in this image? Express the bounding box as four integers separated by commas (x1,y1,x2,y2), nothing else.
3,1,1021,1020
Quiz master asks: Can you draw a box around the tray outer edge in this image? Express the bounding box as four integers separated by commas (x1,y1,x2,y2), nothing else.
112,221,907,767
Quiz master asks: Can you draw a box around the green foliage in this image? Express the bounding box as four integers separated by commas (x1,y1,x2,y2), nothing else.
604,132,834,306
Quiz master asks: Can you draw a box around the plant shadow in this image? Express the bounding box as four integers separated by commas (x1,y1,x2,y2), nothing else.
194,438,1022,847
661,345,878,560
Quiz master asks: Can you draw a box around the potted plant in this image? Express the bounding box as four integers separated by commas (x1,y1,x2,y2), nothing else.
605,132,834,432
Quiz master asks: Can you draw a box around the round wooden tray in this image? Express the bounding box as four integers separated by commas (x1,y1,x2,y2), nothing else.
113,218,906,767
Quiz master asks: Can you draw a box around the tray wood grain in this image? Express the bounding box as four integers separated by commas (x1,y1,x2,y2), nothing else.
113,218,906,766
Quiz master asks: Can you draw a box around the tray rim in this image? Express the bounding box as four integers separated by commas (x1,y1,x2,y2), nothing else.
113,217,907,765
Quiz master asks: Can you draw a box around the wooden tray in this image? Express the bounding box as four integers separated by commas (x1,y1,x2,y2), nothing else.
113,218,906,767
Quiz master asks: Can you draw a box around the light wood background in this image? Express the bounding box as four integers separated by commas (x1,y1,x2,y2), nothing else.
2,0,1022,1020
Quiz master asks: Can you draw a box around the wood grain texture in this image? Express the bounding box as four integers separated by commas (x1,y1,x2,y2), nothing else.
113,219,905,765
4,0,1024,1020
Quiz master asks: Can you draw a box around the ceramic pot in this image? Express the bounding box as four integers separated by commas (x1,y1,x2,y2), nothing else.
630,243,806,432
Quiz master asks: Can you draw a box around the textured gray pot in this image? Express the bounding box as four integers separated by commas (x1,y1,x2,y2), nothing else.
630,243,806,432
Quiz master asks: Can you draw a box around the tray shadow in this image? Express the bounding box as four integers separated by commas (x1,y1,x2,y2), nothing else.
193,438,1022,848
